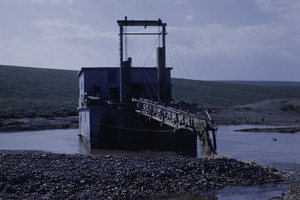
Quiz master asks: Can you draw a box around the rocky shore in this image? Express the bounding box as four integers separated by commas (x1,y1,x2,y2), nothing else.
0,150,284,199
210,99,300,126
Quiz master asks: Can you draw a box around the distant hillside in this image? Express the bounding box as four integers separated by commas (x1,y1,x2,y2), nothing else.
172,78,300,108
216,80,300,87
0,65,78,118
1,65,300,118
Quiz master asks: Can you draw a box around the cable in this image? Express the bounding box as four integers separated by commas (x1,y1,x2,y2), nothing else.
140,36,164,105
168,35,191,79
142,35,160,67
127,38,154,101
92,121,174,133
167,34,210,116
128,36,163,105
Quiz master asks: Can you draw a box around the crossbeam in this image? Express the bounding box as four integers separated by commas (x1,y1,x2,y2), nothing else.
117,19,167,27
123,33,163,35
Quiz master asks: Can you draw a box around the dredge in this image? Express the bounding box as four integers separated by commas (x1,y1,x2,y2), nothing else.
78,17,217,157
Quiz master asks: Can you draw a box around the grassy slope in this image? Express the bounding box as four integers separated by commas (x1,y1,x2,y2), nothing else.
216,80,300,87
0,65,78,118
172,78,300,108
1,65,300,118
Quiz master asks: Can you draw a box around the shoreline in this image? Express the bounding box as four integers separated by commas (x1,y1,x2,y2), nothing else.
0,116,78,133
1,107,299,133
235,127,300,133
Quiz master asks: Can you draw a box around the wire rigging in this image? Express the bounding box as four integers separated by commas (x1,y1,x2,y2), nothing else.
140,35,164,105
127,35,164,105
167,40,195,113
127,38,154,101
167,34,207,113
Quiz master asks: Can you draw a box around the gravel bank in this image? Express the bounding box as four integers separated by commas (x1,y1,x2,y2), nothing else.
211,107,300,126
0,150,283,199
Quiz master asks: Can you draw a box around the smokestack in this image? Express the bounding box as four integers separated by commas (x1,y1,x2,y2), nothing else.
157,47,166,104
120,57,132,103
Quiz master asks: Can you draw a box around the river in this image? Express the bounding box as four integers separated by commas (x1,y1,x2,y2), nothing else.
0,125,299,199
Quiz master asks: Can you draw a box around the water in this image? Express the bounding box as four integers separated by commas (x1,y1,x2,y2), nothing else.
0,129,89,154
0,125,299,199
215,125,300,200
216,125,300,168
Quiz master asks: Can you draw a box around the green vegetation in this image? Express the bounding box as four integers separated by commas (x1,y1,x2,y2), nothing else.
172,78,300,108
215,80,300,87
0,65,78,118
1,65,300,118
279,104,300,114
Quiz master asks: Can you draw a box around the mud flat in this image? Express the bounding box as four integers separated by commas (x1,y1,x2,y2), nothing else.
1,99,299,133
0,116,78,132
0,109,298,133
0,150,285,199
235,127,300,133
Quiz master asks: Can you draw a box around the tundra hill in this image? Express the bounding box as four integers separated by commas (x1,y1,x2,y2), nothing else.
0,65,78,118
171,78,300,108
1,65,300,118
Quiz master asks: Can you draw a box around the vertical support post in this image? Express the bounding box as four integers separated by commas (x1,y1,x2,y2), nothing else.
195,121,216,158
124,58,132,103
120,59,132,103
212,130,217,150
119,25,124,103
159,24,167,104
162,24,166,51
119,25,123,68
157,47,166,104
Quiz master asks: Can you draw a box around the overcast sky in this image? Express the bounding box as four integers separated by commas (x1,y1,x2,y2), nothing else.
1,0,299,81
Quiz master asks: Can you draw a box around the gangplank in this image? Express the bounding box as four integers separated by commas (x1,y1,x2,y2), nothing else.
132,98,217,157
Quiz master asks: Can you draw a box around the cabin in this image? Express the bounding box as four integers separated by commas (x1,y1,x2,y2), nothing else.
77,66,172,108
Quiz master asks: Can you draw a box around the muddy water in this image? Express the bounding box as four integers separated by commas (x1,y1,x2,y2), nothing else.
0,125,299,199
0,129,89,154
216,125,300,168
215,125,300,200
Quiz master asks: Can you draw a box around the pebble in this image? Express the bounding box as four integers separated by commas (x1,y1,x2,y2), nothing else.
0,150,283,199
